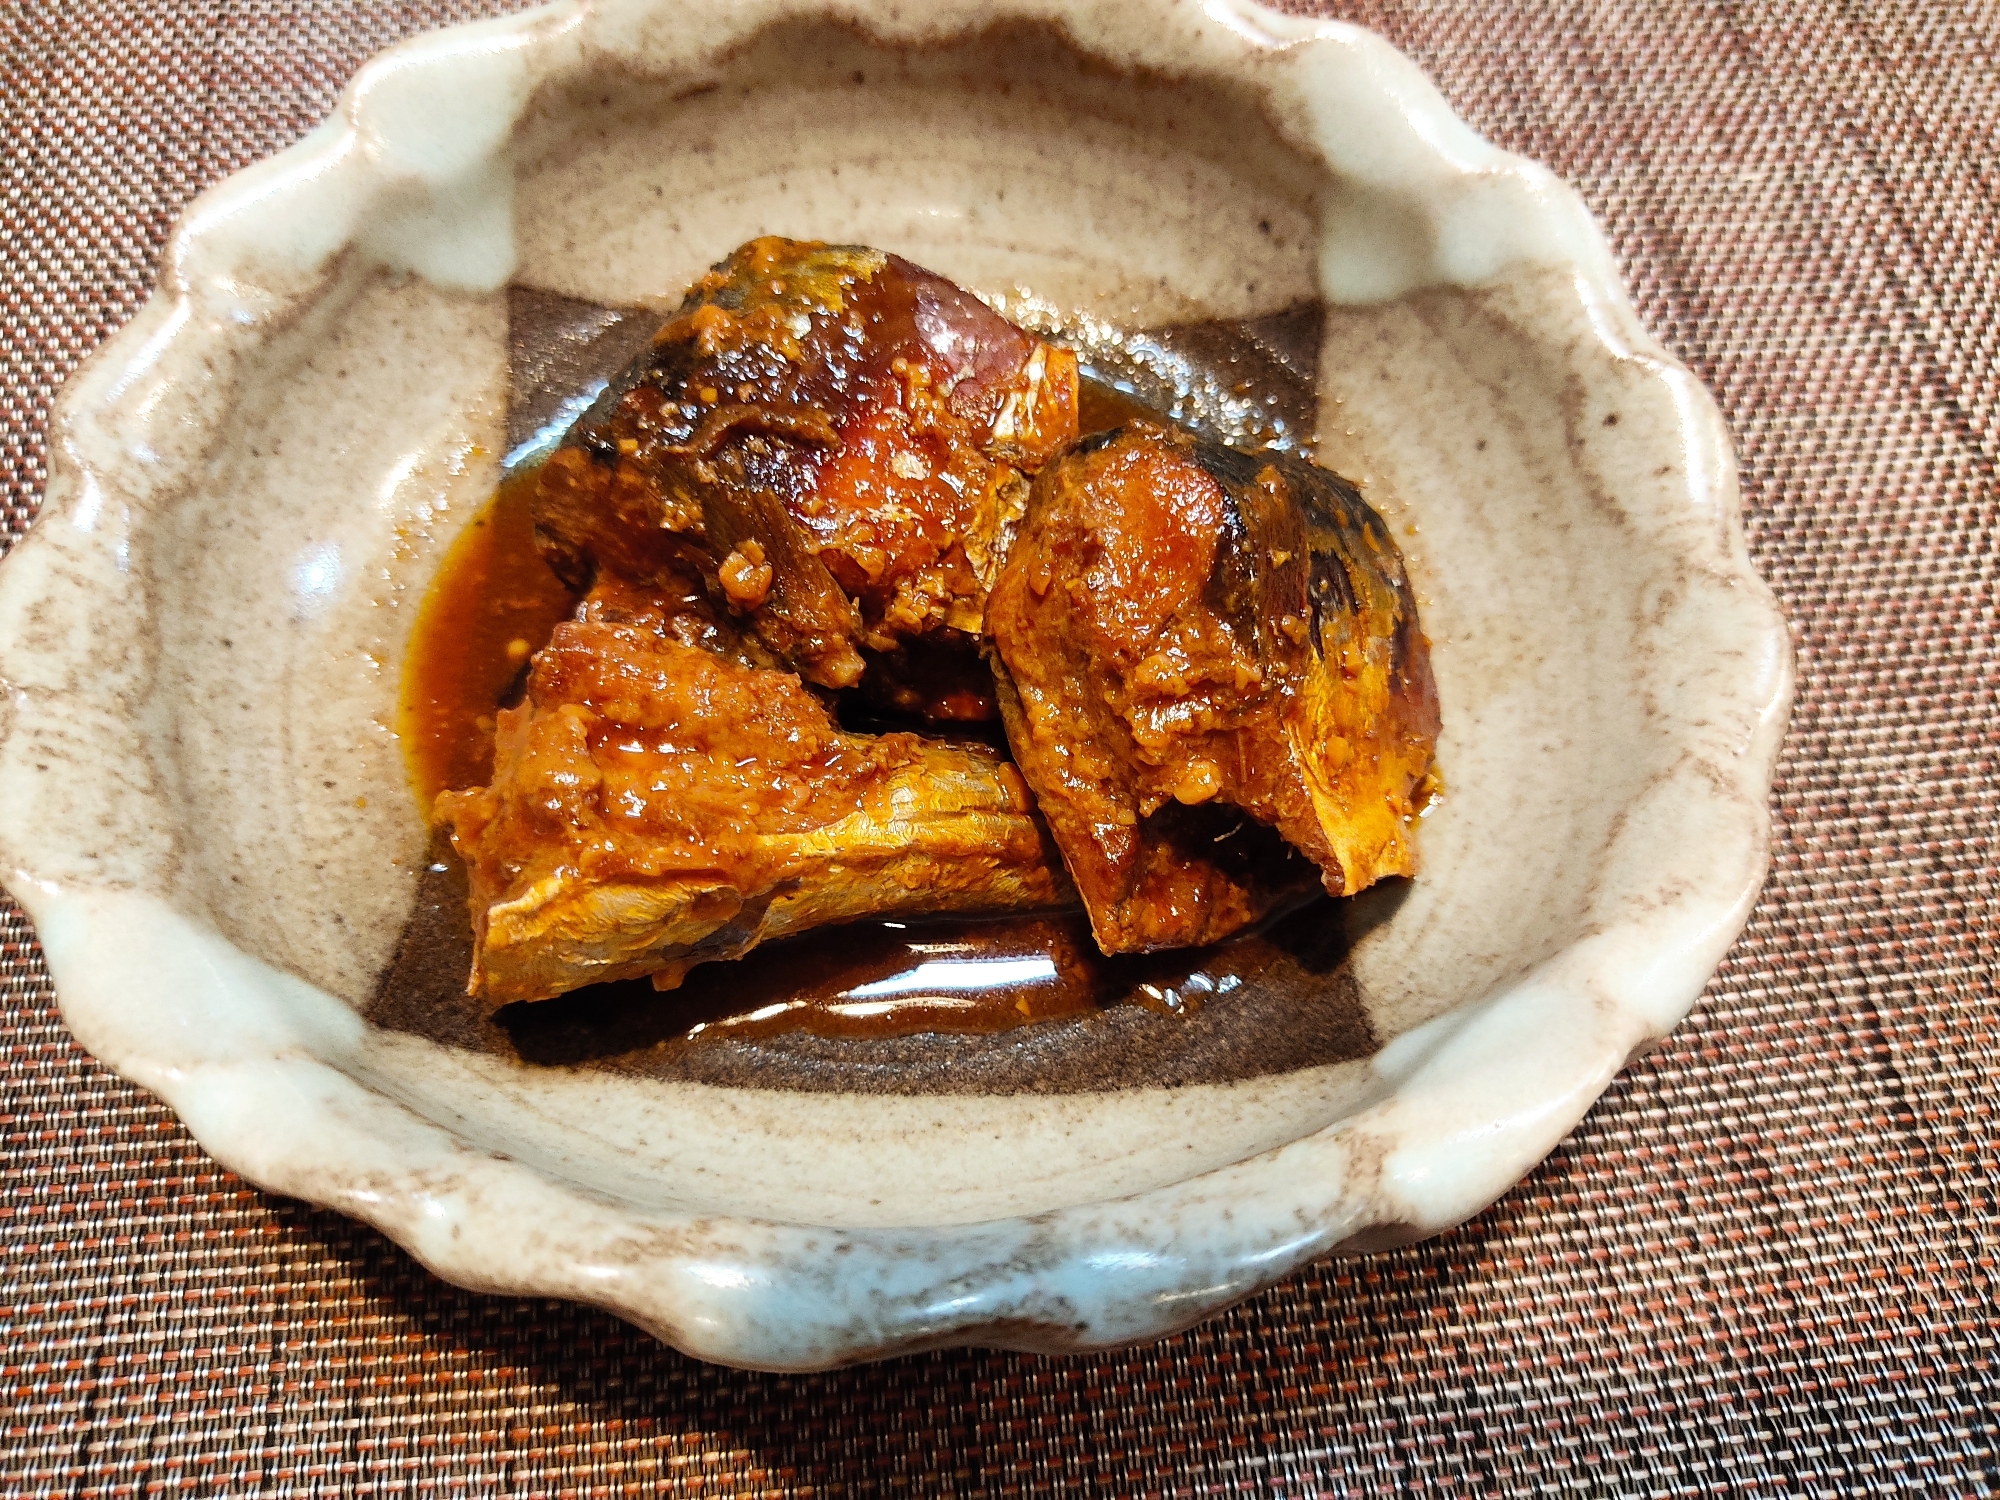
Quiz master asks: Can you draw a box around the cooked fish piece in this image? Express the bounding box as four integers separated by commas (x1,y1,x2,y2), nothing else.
435,595,1072,1004
533,237,1079,716
985,421,1441,954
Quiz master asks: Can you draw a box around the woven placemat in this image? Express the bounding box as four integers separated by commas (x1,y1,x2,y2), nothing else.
4,1,1995,1492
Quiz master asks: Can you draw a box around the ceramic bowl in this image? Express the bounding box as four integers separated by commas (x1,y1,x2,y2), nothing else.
0,0,1791,1369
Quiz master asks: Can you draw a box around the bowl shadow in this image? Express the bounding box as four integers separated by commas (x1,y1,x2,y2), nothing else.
258,1151,1507,1492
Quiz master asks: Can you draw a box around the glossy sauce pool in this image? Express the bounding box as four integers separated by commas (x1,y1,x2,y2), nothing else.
391,332,1334,1047
399,462,578,810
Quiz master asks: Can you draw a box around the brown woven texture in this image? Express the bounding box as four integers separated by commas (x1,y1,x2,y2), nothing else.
3,0,1996,1493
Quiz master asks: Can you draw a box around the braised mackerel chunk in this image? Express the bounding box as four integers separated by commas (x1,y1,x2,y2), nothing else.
985,421,1440,954
430,237,1438,1007
534,235,1079,721
434,582,1070,1005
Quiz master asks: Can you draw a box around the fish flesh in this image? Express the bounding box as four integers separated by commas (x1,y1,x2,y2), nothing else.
440,240,1084,1001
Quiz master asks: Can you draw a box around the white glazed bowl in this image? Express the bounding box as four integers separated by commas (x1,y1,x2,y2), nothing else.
0,0,1791,1369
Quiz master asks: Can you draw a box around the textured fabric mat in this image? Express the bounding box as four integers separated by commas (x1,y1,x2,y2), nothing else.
3,1,1996,1493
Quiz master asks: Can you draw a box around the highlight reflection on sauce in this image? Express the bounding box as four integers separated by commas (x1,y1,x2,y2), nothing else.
679,920,1088,1040
482,899,1323,1060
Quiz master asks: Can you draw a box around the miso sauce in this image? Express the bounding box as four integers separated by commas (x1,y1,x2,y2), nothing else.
398,461,577,810
390,376,1296,1044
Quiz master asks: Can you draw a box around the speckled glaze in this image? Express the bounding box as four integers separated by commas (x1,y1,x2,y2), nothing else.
0,0,1792,1369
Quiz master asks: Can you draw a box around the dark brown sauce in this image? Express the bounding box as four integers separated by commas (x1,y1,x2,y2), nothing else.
1075,377,1159,435
509,905,1263,1053
398,462,578,810
369,845,1386,1091
493,890,1374,1072
388,311,1341,1054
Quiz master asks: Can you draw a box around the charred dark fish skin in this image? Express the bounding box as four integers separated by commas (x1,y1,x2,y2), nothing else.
534,237,1078,712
